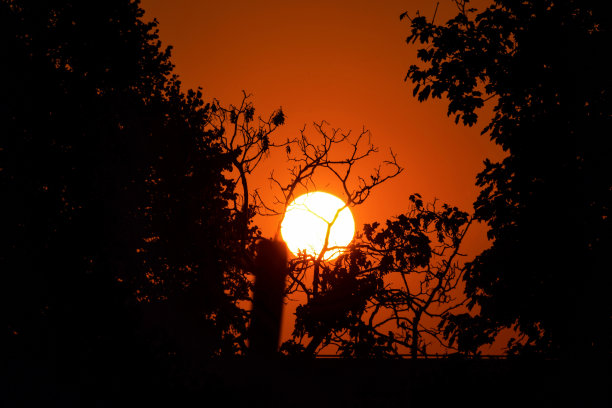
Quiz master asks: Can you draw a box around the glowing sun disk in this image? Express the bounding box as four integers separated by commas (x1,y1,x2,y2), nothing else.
281,192,355,260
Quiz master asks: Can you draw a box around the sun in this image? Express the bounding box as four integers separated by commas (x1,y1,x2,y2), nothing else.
280,191,355,260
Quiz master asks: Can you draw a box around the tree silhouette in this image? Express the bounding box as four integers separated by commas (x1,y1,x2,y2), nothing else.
238,121,472,359
2,0,250,401
403,0,611,358
257,122,402,356
216,108,477,359
357,195,472,358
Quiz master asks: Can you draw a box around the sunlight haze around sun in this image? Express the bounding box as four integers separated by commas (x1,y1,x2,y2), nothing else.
281,192,355,260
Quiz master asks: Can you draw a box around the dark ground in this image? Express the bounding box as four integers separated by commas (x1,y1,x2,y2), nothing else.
2,358,612,408
207,357,609,408
5,356,609,407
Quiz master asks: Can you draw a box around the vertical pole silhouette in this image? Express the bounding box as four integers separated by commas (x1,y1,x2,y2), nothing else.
249,239,288,356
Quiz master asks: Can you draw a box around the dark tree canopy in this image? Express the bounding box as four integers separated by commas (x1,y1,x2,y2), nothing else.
2,0,244,401
404,0,611,357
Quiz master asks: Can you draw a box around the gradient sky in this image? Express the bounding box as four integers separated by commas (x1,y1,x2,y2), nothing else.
141,0,506,352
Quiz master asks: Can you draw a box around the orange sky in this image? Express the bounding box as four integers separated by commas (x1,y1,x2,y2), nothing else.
141,0,506,352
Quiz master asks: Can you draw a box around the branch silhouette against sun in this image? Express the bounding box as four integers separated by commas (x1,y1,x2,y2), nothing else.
259,122,402,293
256,121,402,224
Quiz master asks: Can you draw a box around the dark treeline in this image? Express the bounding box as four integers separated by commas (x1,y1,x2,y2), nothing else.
3,0,248,403
2,0,610,406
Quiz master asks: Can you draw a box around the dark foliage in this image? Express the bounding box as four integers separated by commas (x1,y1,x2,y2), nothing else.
2,0,242,402
404,0,611,357
282,194,471,358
